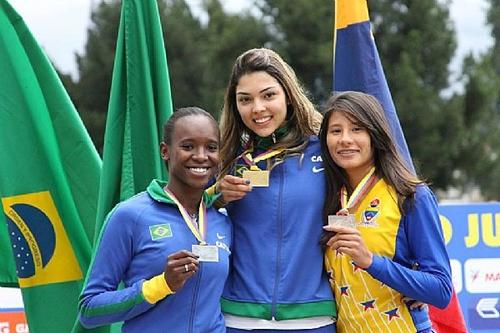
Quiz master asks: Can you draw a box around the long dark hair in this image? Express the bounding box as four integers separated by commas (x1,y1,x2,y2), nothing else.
218,48,322,178
319,91,422,240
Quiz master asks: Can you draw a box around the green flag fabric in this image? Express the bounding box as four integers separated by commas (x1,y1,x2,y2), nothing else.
0,0,103,331
73,0,172,333
93,0,173,242
72,0,173,331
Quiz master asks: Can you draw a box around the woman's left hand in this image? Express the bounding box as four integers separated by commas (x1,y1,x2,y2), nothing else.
324,225,373,269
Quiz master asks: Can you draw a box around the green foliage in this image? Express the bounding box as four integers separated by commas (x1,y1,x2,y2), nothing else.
189,0,270,116
62,0,499,199
454,0,500,200
72,0,121,152
76,1,120,113
257,0,332,103
369,0,459,188
161,0,205,112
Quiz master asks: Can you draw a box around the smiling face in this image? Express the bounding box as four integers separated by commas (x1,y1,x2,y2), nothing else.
235,71,288,137
161,115,219,194
326,111,374,188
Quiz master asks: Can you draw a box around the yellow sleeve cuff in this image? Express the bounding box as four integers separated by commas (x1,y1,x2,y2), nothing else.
142,274,174,304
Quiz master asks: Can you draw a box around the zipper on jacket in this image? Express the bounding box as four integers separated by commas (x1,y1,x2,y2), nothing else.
188,263,203,333
271,166,284,318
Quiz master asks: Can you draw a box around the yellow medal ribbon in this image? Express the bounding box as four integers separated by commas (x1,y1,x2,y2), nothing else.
338,166,377,215
241,145,285,171
164,187,207,245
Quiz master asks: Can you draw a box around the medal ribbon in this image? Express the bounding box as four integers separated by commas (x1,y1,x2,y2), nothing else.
338,167,377,215
164,187,207,244
240,144,285,171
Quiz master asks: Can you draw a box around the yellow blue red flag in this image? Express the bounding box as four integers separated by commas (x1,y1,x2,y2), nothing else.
333,0,413,169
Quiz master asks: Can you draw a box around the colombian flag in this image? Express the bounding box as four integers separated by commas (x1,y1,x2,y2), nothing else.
333,0,413,169
333,1,467,332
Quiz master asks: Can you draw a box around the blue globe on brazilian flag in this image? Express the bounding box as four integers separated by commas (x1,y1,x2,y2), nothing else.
2,191,82,287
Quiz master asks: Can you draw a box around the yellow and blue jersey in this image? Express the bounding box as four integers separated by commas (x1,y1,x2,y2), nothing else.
325,179,452,332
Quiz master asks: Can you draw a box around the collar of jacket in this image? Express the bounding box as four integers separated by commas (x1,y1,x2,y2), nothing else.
147,179,219,208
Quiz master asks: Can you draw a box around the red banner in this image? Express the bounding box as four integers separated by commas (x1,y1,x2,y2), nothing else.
0,310,29,333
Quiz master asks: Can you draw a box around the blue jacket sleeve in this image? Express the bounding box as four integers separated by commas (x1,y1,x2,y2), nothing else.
366,186,453,309
78,205,154,328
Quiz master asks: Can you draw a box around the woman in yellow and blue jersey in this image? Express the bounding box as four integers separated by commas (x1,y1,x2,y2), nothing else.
319,91,452,333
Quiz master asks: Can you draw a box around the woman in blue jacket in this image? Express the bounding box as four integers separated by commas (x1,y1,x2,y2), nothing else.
78,107,232,332
215,48,336,332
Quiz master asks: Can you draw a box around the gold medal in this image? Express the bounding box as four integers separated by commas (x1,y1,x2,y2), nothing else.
237,144,285,188
242,169,270,187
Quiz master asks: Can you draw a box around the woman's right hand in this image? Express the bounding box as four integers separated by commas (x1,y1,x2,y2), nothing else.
218,174,252,203
163,250,199,291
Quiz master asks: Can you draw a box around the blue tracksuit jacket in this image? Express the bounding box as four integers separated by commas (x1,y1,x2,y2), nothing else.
78,180,232,332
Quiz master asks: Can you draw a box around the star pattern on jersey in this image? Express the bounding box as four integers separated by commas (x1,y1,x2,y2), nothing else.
340,286,349,296
384,307,400,321
360,299,375,311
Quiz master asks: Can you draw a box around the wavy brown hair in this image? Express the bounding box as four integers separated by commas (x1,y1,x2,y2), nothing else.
319,91,422,235
218,48,322,178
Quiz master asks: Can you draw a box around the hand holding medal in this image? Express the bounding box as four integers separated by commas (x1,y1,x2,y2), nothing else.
323,167,377,269
163,250,199,291
240,145,285,187
328,166,377,229
217,174,252,203
164,187,220,264
324,224,373,269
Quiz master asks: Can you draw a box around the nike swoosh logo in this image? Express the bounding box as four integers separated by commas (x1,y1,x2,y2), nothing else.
312,166,324,173
216,232,225,240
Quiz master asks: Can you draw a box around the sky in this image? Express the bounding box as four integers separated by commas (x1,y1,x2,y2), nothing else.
7,0,494,92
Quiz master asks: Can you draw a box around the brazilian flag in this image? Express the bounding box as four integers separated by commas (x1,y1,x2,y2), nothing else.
0,0,105,332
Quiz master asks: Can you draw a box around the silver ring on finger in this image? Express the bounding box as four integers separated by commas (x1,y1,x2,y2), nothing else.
184,264,189,272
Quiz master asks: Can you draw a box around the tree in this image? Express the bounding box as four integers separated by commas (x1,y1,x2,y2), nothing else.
455,0,500,199
461,55,500,199
71,0,269,153
74,0,121,153
69,0,493,197
199,0,270,115
257,0,333,104
368,0,459,189
161,0,206,111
